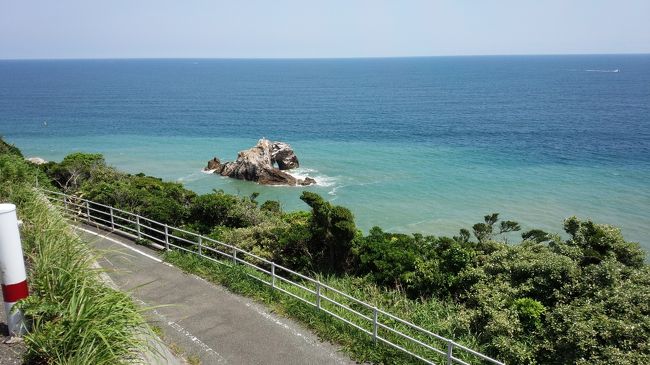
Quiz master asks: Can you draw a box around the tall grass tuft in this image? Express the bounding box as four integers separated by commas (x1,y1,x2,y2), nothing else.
0,154,151,364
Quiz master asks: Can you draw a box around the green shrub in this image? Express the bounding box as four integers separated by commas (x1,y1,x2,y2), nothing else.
512,298,546,329
260,199,282,214
189,190,265,233
357,227,424,291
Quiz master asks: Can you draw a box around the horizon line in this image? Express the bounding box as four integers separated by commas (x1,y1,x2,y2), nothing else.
1,51,649,62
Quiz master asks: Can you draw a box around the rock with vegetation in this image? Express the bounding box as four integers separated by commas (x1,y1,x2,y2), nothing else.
204,138,315,186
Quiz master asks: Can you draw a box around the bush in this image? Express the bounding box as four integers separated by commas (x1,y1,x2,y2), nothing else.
82,174,195,226
261,199,282,214
189,190,265,233
357,227,424,291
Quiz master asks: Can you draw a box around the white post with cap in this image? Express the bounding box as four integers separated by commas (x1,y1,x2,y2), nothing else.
0,203,29,336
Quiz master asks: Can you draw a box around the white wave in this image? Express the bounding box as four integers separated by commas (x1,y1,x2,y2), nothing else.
200,166,339,188
585,69,620,73
328,185,342,196
287,167,338,187
178,171,207,183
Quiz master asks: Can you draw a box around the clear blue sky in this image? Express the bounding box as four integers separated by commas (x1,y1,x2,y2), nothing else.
1,0,649,59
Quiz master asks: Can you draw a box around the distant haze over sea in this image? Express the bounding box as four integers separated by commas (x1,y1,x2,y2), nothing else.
1,55,649,249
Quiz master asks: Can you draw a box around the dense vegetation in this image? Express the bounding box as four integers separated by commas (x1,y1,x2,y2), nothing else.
8,139,649,364
0,139,153,364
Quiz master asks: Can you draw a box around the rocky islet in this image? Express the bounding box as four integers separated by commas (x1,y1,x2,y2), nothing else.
204,139,316,186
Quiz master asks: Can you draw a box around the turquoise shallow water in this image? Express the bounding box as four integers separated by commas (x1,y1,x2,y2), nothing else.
1,56,649,249
8,133,649,249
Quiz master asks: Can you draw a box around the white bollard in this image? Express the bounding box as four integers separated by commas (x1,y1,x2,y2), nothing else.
0,203,29,336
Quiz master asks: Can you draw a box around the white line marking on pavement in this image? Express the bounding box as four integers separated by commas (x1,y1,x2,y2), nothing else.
80,227,223,363
188,267,347,361
74,226,163,263
163,315,226,363
132,298,226,364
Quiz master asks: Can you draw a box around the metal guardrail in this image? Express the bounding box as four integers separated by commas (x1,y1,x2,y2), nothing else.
42,189,504,365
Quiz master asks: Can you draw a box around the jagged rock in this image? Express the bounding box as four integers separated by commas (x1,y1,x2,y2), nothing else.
206,157,223,172
204,139,316,186
299,177,317,186
271,142,299,170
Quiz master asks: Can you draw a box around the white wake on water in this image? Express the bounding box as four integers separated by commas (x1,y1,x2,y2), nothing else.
178,171,208,183
585,69,620,73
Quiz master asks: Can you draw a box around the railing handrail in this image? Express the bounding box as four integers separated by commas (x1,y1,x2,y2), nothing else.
42,188,504,365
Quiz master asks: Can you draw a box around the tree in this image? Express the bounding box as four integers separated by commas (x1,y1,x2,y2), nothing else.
472,213,521,244
46,152,106,192
563,216,644,267
300,191,357,273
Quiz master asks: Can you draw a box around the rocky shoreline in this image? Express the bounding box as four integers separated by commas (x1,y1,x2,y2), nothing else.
204,139,316,186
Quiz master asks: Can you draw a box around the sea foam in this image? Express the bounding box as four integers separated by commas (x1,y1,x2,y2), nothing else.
287,167,337,187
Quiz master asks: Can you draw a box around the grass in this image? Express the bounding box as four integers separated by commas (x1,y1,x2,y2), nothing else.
164,249,486,364
0,154,154,364
150,325,201,365
186,354,201,365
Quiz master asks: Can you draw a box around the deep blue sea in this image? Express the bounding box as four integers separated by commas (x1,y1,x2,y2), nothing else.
1,56,649,249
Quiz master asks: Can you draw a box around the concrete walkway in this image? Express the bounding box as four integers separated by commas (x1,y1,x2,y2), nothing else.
0,304,26,365
77,224,355,365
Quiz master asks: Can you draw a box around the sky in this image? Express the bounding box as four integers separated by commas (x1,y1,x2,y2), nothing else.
1,0,649,59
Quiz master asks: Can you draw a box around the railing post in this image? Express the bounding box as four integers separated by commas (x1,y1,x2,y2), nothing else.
232,247,237,264
85,201,90,222
198,236,203,256
109,208,115,230
316,281,321,309
373,307,378,344
136,215,141,239
164,224,169,250
446,341,453,365
271,263,275,289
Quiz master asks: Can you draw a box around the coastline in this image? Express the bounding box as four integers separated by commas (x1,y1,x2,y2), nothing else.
9,134,649,250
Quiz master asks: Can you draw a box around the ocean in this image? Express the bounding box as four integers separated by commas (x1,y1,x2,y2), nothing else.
1,55,649,249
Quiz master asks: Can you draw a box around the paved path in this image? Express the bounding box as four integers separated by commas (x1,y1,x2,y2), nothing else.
77,224,355,365
0,305,26,365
